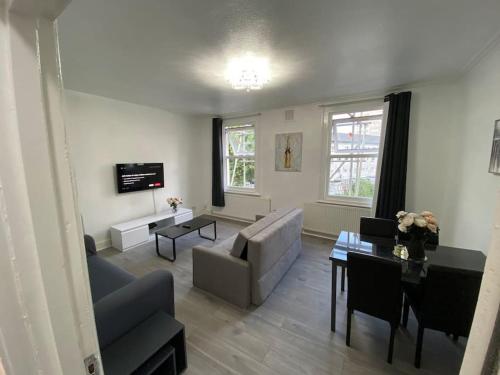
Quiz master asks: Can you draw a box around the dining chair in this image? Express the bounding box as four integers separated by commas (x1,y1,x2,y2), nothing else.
360,216,396,238
346,252,403,364
337,217,396,293
402,265,483,368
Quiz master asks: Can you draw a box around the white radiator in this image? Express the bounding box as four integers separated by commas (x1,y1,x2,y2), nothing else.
211,194,271,221
303,202,371,237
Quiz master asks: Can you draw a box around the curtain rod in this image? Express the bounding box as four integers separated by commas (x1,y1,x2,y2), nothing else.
222,112,261,121
318,96,384,108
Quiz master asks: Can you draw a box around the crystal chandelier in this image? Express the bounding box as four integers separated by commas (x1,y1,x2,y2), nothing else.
225,53,271,91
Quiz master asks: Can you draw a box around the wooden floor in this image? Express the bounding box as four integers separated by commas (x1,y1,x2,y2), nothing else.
100,217,466,375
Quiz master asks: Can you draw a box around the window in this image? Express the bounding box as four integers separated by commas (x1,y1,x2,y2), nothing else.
224,123,256,191
325,108,383,206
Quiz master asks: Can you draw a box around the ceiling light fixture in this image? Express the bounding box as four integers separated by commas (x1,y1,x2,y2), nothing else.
225,53,271,91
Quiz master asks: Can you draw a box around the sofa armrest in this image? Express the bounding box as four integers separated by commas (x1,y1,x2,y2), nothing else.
193,245,251,308
84,234,97,256
93,270,174,349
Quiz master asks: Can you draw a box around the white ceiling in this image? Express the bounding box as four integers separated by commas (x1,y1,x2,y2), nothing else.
58,0,500,115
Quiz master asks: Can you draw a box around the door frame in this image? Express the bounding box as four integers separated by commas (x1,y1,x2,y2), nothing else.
0,1,101,374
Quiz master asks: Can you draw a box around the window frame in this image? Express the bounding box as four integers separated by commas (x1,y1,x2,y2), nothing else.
222,121,258,194
321,101,385,208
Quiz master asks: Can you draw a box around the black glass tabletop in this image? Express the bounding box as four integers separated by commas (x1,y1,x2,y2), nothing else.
155,217,215,239
330,231,486,284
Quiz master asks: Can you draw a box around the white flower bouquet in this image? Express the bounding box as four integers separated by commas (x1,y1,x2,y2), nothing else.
396,210,439,260
396,211,438,234
167,197,183,212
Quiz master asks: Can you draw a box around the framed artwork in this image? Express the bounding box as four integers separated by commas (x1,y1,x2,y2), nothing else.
489,119,500,174
275,132,303,172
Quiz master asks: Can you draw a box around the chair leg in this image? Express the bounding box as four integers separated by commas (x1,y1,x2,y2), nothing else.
415,324,424,368
387,324,396,364
341,266,346,292
346,308,352,347
402,296,409,328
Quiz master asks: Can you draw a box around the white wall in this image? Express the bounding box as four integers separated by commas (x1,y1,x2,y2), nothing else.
205,88,467,244
65,90,207,249
405,81,465,248
66,42,500,254
407,40,500,253
198,44,500,252
452,42,500,253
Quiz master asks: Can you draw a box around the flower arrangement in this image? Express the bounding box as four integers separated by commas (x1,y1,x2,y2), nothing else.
396,210,439,260
396,210,438,234
167,197,183,212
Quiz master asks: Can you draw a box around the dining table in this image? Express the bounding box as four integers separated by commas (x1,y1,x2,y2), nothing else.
329,231,486,332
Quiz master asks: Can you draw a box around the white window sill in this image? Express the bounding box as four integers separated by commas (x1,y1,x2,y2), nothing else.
225,190,261,197
316,199,372,209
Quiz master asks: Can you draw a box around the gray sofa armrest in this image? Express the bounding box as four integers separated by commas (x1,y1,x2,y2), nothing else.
193,245,251,309
84,234,97,257
93,270,174,349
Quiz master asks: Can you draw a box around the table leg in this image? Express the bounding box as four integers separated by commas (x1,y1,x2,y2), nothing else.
331,263,337,332
198,222,216,241
156,235,176,262
155,233,160,256
214,221,217,240
341,266,346,292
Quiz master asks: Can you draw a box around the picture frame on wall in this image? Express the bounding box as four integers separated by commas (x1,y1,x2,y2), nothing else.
489,119,500,175
275,132,303,172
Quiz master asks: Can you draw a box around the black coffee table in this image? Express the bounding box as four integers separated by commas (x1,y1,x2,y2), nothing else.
155,217,216,261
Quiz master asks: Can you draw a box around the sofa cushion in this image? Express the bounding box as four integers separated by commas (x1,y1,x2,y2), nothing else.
212,234,238,255
247,208,303,278
230,207,295,259
87,255,136,302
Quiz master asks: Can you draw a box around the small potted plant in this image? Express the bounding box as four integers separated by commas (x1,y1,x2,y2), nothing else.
396,210,439,261
167,197,183,213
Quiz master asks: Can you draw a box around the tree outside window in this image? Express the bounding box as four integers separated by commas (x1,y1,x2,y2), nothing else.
327,109,383,205
224,124,256,190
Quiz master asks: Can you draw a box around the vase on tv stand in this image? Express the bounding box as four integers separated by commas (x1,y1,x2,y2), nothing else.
167,197,182,214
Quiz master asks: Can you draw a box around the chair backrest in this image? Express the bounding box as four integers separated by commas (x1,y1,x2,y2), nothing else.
360,217,395,238
347,252,402,324
421,265,482,336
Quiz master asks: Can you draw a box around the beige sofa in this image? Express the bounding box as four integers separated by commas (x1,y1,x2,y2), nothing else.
192,208,303,308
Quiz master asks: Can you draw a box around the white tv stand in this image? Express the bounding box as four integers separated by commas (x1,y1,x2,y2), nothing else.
110,208,193,251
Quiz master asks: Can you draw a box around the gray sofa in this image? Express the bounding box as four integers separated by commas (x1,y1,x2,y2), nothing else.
192,208,303,308
84,235,175,349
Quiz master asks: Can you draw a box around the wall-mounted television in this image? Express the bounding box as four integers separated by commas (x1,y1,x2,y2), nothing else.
116,163,164,194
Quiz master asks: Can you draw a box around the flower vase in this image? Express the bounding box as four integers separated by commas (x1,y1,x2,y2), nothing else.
408,235,426,261
172,206,178,213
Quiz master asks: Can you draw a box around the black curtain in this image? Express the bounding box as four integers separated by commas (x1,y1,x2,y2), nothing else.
375,92,412,219
212,118,225,207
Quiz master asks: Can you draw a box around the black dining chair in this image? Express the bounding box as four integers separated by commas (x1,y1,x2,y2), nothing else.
338,217,396,292
402,265,483,368
360,216,396,238
346,252,403,364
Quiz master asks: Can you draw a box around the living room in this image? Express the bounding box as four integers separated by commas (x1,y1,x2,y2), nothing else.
1,0,499,375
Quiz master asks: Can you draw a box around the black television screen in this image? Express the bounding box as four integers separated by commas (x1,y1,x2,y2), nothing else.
116,163,164,193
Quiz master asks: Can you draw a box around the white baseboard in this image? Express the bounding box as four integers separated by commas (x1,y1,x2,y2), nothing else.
302,228,338,241
96,238,111,251
208,212,255,224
